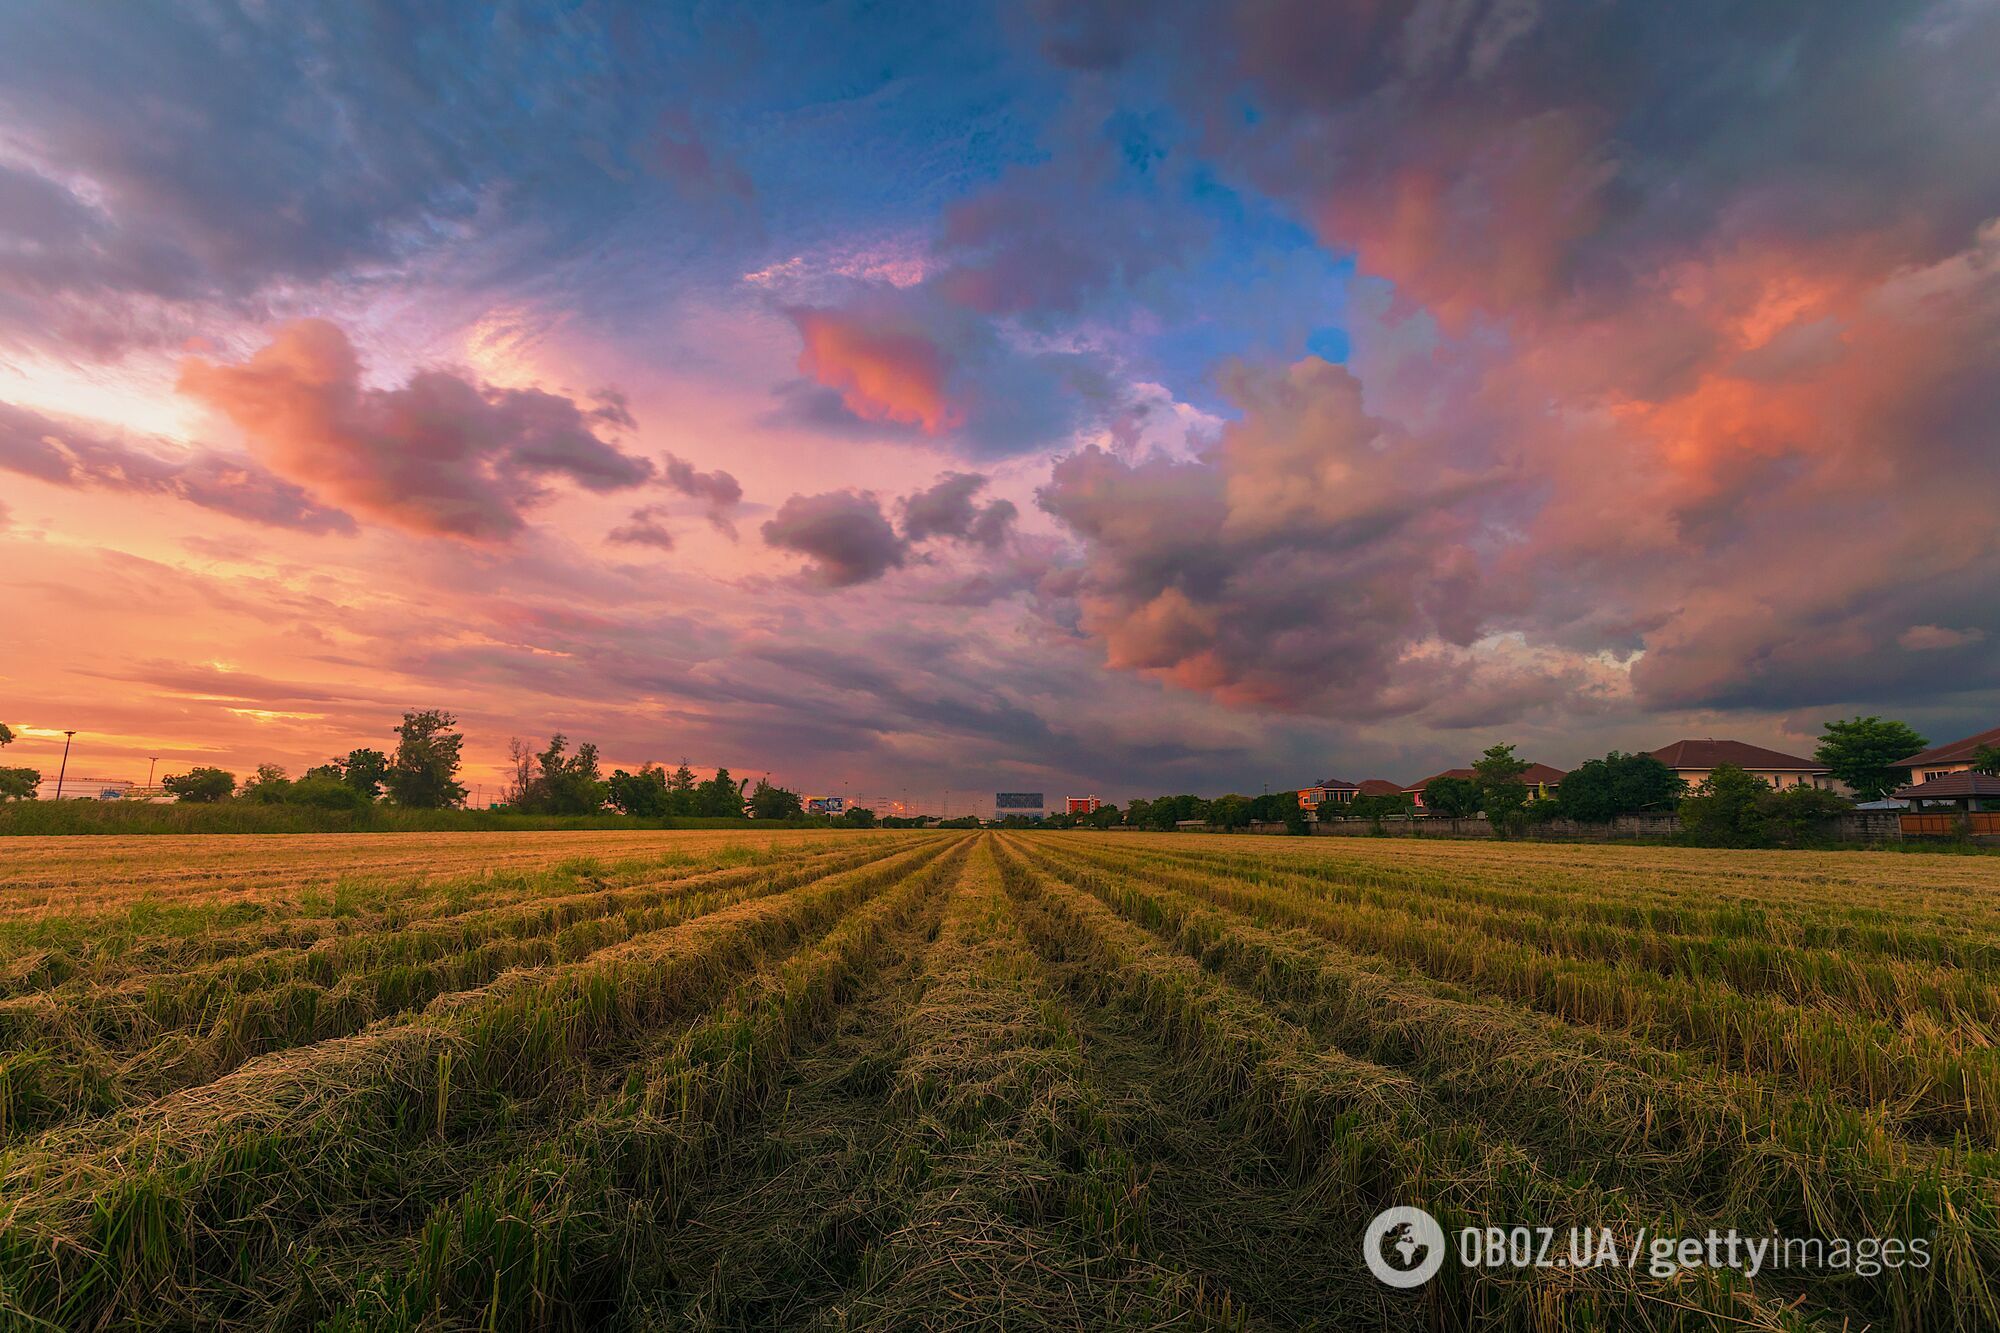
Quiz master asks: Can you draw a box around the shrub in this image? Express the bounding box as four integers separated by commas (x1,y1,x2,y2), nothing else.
1757,785,1852,846
1678,764,1772,847
162,767,236,803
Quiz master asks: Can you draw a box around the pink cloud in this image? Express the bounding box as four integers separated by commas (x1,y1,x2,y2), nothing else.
789,306,963,434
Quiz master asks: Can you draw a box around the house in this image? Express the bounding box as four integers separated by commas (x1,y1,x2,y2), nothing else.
1895,725,2000,785
1647,739,1836,791
1297,778,1359,812
1404,764,1565,810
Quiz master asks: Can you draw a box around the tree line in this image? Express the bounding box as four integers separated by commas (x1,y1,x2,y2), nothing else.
0,712,875,825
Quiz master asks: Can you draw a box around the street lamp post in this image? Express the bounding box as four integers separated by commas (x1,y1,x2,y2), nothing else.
55,730,76,800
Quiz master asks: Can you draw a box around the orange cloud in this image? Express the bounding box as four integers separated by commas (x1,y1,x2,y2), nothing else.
179,320,653,541
790,308,962,433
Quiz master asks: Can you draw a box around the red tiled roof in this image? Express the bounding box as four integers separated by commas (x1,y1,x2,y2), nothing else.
1897,725,2000,768
1403,768,1474,792
1648,739,1826,772
1404,764,1563,791
1355,779,1403,797
1894,772,2000,800
1306,778,1358,792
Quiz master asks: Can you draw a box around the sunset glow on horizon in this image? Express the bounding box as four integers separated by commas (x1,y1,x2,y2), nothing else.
3,2,1997,801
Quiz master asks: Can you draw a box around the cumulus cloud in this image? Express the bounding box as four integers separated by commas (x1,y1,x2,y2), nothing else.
789,305,961,434
607,504,679,551
760,490,908,587
179,319,655,541
899,472,1017,548
0,398,355,533
1013,0,2000,720
1037,357,1507,714
660,453,743,535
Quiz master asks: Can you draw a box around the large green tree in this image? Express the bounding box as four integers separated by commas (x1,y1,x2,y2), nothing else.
1814,716,1929,801
510,735,607,815
338,748,390,801
1553,752,1685,822
1209,794,1253,828
607,764,670,818
385,710,467,809
1422,776,1481,818
748,778,804,820
694,767,744,818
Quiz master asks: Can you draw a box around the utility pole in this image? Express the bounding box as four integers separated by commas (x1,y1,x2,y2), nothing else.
55,730,76,800
146,756,160,788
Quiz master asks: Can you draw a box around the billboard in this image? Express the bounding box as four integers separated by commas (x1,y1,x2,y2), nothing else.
994,792,1045,811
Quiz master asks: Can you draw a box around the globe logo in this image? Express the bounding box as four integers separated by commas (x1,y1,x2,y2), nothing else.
1363,1206,1447,1288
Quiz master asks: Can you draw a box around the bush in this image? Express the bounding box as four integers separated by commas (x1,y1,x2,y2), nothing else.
163,767,236,803
286,774,372,811
1758,785,1852,846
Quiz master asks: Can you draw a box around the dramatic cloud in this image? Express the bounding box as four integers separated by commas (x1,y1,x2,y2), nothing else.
760,490,908,587
0,399,355,533
1013,0,2000,720
179,320,655,541
1038,357,1501,714
7,0,2000,801
899,472,1017,548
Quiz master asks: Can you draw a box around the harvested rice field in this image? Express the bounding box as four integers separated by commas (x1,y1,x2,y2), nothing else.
0,829,1994,1331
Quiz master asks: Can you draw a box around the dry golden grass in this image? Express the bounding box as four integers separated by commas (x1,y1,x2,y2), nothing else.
0,828,1991,1332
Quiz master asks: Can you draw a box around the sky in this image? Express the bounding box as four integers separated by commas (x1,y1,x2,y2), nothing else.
2,0,1998,810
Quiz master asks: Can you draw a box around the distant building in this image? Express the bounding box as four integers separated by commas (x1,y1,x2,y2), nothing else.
1648,739,1835,792
1065,796,1101,815
1895,725,2000,785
